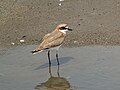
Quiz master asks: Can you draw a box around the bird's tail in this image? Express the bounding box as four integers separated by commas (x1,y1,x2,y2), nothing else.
31,48,44,54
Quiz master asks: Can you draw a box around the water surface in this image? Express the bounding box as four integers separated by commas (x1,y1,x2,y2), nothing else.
0,45,120,90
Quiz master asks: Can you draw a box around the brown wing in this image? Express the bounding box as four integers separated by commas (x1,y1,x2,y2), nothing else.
39,31,66,50
43,29,61,40
41,36,65,49
42,33,51,40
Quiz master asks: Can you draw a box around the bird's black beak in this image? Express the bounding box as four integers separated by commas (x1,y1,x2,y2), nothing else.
68,28,72,31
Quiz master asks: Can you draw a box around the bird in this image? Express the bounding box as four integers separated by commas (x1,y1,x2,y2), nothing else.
31,24,72,70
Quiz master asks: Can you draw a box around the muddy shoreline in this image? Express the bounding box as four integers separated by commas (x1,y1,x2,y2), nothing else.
1,0,120,48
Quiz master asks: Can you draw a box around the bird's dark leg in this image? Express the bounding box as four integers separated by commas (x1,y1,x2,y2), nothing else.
48,51,51,66
48,51,52,76
56,50,60,77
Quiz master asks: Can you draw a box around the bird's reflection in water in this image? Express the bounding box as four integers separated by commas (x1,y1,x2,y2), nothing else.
35,76,70,90
35,66,70,90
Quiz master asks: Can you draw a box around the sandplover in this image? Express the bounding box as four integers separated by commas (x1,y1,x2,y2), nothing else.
31,24,72,70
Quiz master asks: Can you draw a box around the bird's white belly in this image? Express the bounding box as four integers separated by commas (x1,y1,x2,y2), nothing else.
49,45,61,51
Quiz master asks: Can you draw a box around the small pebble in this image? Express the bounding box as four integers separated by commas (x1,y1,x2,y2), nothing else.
59,3,62,6
20,39,25,43
59,0,64,1
11,42,15,45
81,41,84,43
74,41,77,43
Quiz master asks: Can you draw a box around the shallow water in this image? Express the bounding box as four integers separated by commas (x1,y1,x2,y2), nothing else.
0,45,120,90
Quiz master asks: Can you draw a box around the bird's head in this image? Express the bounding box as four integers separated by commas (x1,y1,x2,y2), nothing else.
56,24,72,33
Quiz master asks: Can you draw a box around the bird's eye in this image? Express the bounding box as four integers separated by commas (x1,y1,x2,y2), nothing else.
60,27,67,30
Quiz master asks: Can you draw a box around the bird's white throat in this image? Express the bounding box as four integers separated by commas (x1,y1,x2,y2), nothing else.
59,29,68,34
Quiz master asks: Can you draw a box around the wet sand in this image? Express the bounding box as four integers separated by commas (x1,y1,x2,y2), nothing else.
1,0,120,48
1,45,120,90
